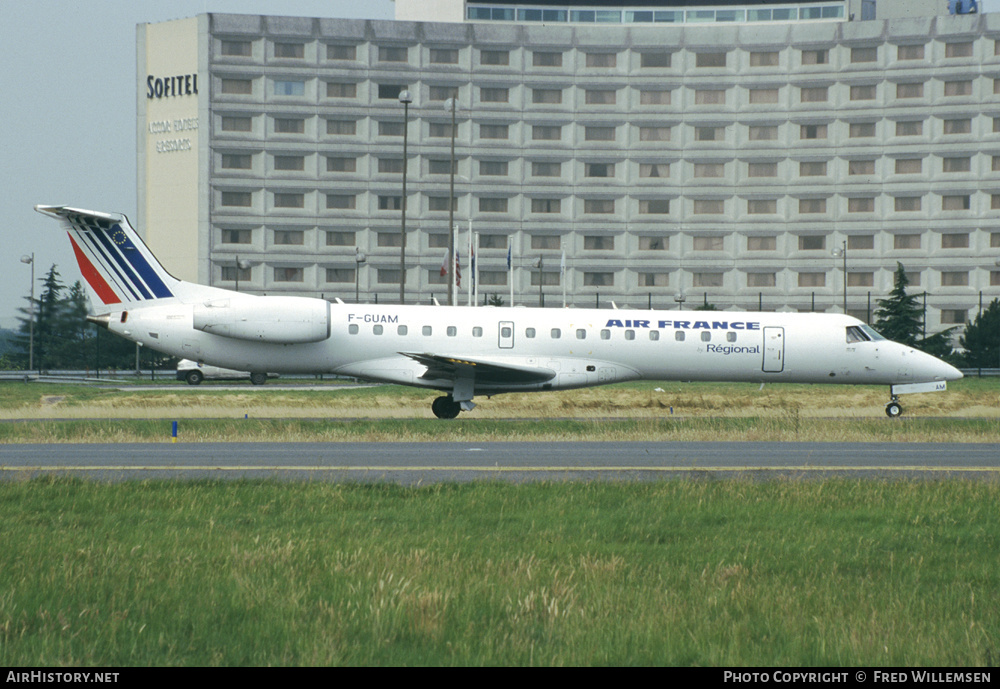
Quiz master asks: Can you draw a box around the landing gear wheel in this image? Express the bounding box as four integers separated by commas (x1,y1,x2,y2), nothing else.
185,370,203,386
885,401,903,418
432,395,461,420
250,372,267,386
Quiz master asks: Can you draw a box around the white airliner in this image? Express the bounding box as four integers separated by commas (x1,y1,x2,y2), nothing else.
36,205,962,419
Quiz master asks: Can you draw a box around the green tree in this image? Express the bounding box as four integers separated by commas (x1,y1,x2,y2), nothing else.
487,293,505,307
873,263,923,346
960,299,1000,369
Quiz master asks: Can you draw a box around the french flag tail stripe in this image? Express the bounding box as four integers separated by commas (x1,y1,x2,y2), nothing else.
68,235,121,305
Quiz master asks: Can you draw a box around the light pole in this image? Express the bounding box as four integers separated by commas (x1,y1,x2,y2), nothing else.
833,241,847,314
399,89,412,305
20,254,34,371
234,256,251,292
445,96,458,306
355,248,366,304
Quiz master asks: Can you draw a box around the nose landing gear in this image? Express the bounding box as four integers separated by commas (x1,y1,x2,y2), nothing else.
885,395,903,418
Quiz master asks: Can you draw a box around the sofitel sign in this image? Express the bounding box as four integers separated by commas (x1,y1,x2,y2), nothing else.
146,73,198,99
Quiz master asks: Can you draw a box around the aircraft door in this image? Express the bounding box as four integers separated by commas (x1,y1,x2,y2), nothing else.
498,321,514,349
762,327,784,373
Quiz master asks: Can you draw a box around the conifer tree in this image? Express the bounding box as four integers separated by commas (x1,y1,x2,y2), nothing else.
960,299,1000,369
873,263,923,347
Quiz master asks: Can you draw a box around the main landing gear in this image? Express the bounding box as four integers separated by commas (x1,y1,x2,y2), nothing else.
885,394,903,418
432,395,462,420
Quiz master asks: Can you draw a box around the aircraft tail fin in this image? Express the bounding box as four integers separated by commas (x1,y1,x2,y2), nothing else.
34,205,181,308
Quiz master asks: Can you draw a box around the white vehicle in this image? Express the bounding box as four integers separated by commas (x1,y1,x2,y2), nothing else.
37,205,962,419
176,359,269,386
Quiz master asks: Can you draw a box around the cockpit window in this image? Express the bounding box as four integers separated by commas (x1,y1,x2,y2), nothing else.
846,324,886,343
860,324,885,341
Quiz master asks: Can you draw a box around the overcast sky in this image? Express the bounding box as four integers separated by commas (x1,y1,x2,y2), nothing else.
0,0,394,329
2,0,998,329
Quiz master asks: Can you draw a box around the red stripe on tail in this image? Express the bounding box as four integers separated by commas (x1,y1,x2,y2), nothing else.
68,234,121,305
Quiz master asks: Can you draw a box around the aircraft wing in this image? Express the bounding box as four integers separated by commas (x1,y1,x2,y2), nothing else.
400,352,557,385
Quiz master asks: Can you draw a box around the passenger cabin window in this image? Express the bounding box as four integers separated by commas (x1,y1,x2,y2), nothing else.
447,326,457,337
349,324,359,334
551,328,561,339
649,331,659,341
701,332,711,342
576,329,586,340
373,325,383,335
727,332,737,342
397,325,408,336
675,331,685,341
502,326,513,338
625,330,635,340
526,328,536,338
601,329,610,340
423,326,432,336
473,327,483,337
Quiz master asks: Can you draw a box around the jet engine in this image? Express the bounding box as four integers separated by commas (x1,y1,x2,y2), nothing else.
193,296,330,344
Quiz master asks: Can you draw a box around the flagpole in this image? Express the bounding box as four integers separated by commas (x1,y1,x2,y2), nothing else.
507,236,514,307
561,249,566,308
452,223,458,307
467,221,473,307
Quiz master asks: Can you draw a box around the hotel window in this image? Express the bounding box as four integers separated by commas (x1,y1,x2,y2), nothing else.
749,88,778,104
894,234,920,250
747,273,776,288
222,154,251,170
851,47,877,63
894,197,922,212
848,197,875,213
695,90,726,105
480,124,509,139
531,272,561,287
694,163,725,178
639,90,670,105
428,196,457,212
798,235,826,251
693,199,724,214
800,87,828,103
326,231,354,246
850,85,876,101
428,159,457,175
848,272,874,287
326,268,355,283
221,191,252,207
895,159,922,174
533,88,562,104
748,199,777,214
221,116,252,132
378,46,408,62
222,229,252,244
897,44,924,60
274,156,304,171
850,122,876,138
274,230,303,245
849,160,875,175
639,126,671,142
428,234,449,248
693,236,724,251
532,125,561,141
696,126,723,141
478,198,508,213
480,50,509,66
640,52,670,68
326,119,356,136
430,48,458,64
378,158,404,174
326,157,356,173
584,272,614,287
639,236,668,251
221,40,252,57
480,87,509,103
944,80,973,97
273,193,303,209
379,121,404,137
586,126,616,141
479,271,506,286
798,198,826,214
942,233,970,249
377,232,402,248
639,200,670,214
942,195,971,211
747,236,777,251
695,52,727,68
378,195,402,211
326,194,356,210
801,124,827,140
638,273,669,287
378,84,406,100
428,86,458,102
748,125,778,141
993,271,1000,286
750,51,778,67
428,122,454,138
533,51,562,67
377,270,401,285
693,273,724,287
848,235,874,250
896,121,923,136
274,118,304,134
531,162,561,177
586,52,616,68
798,272,826,288
942,157,971,173
326,82,356,98
748,162,778,178
945,42,973,58
584,199,615,214
801,50,829,65
941,271,969,286
799,161,827,176
327,44,356,61
585,163,614,178
274,43,304,59
941,309,968,324
896,82,923,99
640,163,669,178
584,236,614,250
274,80,305,97
586,89,617,105
531,235,560,250
221,78,252,95
944,119,972,135
479,160,508,176
531,198,561,213
274,267,303,282
222,266,251,283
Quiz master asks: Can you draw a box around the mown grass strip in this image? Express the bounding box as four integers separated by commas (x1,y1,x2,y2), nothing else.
0,479,996,666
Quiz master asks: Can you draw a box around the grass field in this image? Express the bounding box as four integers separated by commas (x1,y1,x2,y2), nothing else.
0,479,996,666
